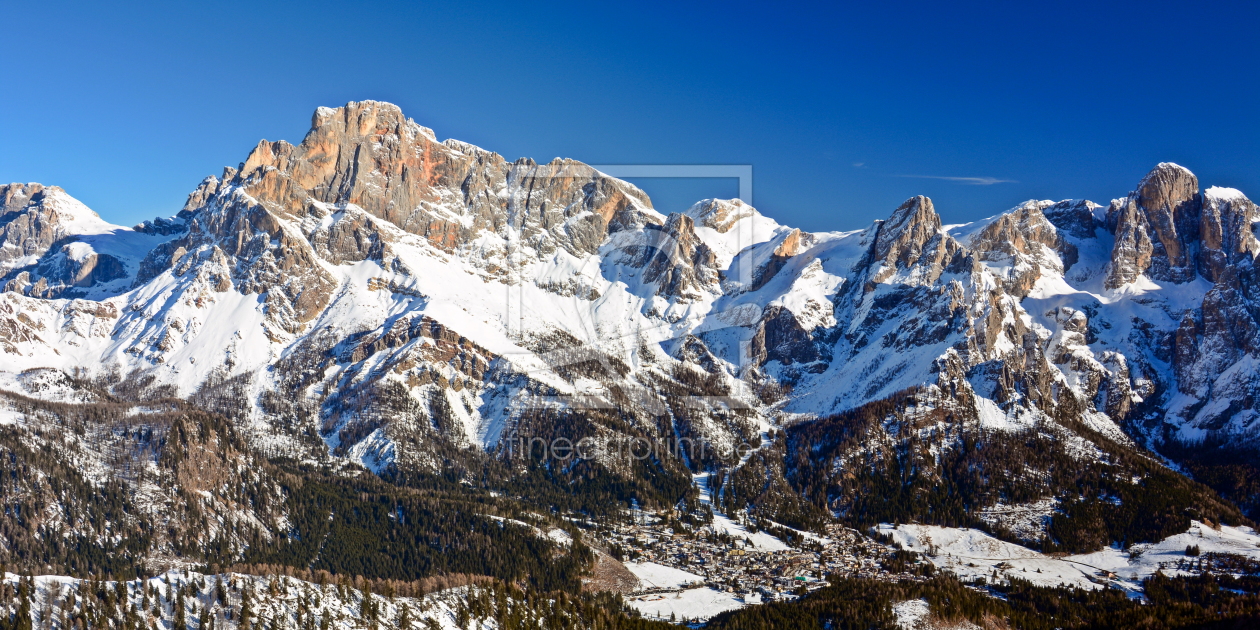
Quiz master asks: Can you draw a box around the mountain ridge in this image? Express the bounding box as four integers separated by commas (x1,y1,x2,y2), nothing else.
3,101,1260,578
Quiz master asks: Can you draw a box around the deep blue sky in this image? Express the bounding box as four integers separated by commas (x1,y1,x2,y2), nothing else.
3,1,1258,232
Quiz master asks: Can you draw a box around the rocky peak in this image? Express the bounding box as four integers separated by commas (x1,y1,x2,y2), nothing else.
1,182,46,218
1106,163,1202,288
1137,162,1201,282
964,200,1064,297
1198,187,1259,282
182,174,223,215
0,184,137,298
201,100,656,260
637,212,720,300
685,198,757,233
864,196,971,290
873,196,943,268
0,183,102,268
129,101,670,336
1042,199,1101,240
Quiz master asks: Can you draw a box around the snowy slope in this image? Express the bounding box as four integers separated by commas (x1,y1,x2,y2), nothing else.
883,520,1260,594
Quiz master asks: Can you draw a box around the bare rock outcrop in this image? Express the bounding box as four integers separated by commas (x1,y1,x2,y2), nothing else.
1199,187,1260,282
1,184,78,268
1042,199,1101,240
1106,163,1202,288
687,198,757,233
223,101,655,258
636,212,720,301
964,200,1064,297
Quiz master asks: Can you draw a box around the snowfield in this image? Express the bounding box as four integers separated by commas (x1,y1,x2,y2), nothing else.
891,599,931,630
881,520,1260,594
626,587,745,622
622,562,703,589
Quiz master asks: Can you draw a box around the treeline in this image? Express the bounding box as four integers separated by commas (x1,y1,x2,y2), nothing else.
712,433,830,532
0,570,674,630
0,384,292,579
239,467,595,593
446,582,673,630
487,403,696,515
1161,434,1260,521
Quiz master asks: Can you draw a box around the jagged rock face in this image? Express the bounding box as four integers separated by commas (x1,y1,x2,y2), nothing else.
636,213,720,301
27,245,127,295
135,184,338,333
1106,163,1202,287
1105,196,1155,289
1199,188,1260,282
1081,170,1260,438
1,183,73,268
871,196,949,279
1042,199,1101,240
229,101,654,258
0,183,138,297
9,98,1260,484
795,195,1055,416
308,204,394,265
129,101,666,336
963,200,1065,297
1137,163,1202,282
748,304,830,368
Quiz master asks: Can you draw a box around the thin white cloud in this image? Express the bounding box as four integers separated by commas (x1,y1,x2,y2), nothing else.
896,174,1017,185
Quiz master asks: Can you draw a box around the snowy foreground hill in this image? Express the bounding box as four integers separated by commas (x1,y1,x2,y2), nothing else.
4,100,1260,628
0,570,615,630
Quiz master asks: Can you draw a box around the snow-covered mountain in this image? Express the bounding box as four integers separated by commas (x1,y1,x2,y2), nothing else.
4,101,1260,553
4,102,1260,464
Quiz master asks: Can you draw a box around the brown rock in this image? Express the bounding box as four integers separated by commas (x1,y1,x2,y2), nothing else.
1198,188,1259,282
1106,163,1201,287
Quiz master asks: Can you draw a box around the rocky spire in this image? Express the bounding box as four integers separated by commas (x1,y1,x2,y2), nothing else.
1105,163,1201,288
873,195,943,268
1198,187,1260,282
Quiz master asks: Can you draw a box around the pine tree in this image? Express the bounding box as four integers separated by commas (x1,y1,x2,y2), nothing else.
173,594,187,630
239,586,253,630
14,576,34,630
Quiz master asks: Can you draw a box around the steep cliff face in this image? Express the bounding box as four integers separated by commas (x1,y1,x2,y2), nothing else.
0,183,63,269
1105,162,1202,288
226,101,655,258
